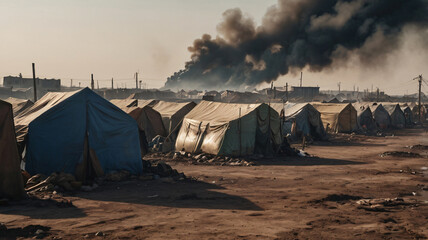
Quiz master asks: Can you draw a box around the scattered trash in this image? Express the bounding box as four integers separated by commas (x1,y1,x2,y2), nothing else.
380,151,422,158
407,145,428,150
356,197,415,211
25,172,82,193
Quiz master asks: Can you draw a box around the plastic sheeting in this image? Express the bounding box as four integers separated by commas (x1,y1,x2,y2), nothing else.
312,103,357,133
175,101,282,156
0,100,25,200
14,88,142,177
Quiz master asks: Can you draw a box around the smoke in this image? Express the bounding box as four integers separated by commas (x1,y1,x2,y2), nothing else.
164,0,428,90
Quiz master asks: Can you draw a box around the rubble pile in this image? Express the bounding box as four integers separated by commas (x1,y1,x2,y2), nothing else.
170,151,256,166
356,197,417,211
380,151,422,158
23,161,186,195
25,172,82,193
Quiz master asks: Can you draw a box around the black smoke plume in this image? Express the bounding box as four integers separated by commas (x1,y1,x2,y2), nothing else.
164,0,428,90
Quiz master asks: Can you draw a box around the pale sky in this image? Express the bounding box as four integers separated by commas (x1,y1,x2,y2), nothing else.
1,0,426,95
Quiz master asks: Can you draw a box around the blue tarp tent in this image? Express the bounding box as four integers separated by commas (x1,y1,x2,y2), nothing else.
14,88,142,178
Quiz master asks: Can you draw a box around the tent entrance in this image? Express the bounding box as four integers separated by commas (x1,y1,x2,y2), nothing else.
75,132,104,182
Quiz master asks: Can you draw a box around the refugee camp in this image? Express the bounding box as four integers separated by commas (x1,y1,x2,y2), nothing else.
1,0,428,239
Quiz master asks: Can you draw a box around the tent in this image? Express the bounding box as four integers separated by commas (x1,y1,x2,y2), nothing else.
112,99,167,143
271,103,325,140
311,103,357,133
409,103,427,123
110,98,138,109
352,103,377,131
369,104,391,129
5,97,33,116
14,88,142,180
175,101,282,156
0,100,25,200
400,104,414,126
152,101,196,140
382,103,405,128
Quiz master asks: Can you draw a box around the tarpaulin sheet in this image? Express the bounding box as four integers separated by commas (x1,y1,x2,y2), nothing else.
15,88,142,176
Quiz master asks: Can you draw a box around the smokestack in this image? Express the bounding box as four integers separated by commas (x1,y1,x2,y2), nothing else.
164,0,428,90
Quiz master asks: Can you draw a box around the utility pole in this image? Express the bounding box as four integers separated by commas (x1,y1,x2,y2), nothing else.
111,78,114,89
70,79,73,88
91,74,94,90
418,75,422,124
337,82,341,94
97,80,99,89
413,75,423,124
135,72,138,89
139,80,142,89
285,82,289,102
32,63,37,102
376,88,380,102
300,72,303,87
79,82,81,88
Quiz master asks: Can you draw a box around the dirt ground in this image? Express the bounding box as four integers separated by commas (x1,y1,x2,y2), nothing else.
1,128,427,240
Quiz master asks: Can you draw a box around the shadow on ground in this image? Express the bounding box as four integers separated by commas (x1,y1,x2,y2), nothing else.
77,179,263,211
256,156,366,166
0,198,87,219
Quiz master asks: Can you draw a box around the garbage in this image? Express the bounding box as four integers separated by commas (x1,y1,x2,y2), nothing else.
105,170,131,182
356,197,415,211
380,151,422,158
25,172,82,193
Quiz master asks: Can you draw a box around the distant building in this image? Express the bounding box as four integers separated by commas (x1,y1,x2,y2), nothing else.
3,76,61,90
291,86,320,99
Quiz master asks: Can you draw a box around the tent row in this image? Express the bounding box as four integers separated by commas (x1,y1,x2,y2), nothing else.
2,90,426,192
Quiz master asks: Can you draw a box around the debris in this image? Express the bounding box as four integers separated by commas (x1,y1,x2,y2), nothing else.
380,151,422,158
105,170,131,182
147,195,158,198
408,145,428,150
0,223,7,231
311,194,362,204
356,197,415,211
95,231,104,236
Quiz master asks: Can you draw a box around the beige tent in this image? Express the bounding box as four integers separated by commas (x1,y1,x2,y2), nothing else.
5,97,33,117
271,103,326,140
382,103,405,128
352,103,377,131
0,100,26,200
110,99,166,143
175,101,282,156
110,99,138,109
312,103,357,133
152,101,196,140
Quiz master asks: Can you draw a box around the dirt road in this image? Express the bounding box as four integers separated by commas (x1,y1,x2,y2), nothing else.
1,129,427,239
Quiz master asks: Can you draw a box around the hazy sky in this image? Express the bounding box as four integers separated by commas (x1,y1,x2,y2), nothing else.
1,0,426,95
